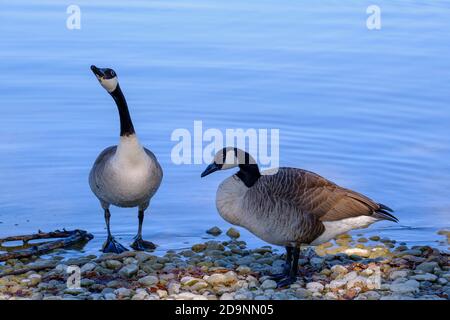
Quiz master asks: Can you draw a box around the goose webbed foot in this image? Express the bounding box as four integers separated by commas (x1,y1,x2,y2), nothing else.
273,246,300,288
276,276,297,288
102,236,128,254
130,236,156,251
271,246,294,281
270,263,291,281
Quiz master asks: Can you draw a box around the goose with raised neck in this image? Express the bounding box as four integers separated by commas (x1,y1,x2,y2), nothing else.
89,65,163,253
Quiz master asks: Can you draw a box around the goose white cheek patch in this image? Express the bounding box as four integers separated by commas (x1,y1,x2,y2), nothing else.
100,77,118,92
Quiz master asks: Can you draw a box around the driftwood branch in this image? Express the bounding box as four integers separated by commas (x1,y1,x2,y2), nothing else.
0,260,60,277
0,229,93,263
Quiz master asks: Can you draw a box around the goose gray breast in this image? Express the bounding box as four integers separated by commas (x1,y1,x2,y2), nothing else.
89,146,162,209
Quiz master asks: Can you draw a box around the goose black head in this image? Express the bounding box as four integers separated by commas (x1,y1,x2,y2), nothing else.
201,147,261,187
91,65,118,93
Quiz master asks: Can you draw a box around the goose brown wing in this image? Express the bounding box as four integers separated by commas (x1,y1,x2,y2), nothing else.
260,168,396,223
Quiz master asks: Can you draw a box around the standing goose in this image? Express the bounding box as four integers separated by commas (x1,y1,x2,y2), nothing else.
89,65,163,253
201,147,397,287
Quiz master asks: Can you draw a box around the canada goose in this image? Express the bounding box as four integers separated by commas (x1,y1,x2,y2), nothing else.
201,147,397,287
89,65,163,253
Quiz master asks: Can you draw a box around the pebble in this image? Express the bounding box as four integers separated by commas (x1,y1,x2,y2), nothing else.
306,282,324,292
206,227,222,236
226,227,240,239
342,271,358,282
310,257,324,268
64,288,85,295
174,292,200,300
344,248,370,258
105,260,122,270
205,241,225,251
191,281,209,291
411,273,438,282
80,262,96,273
328,279,347,289
104,293,117,300
389,270,410,280
295,288,312,299
234,293,251,300
191,244,207,252
156,289,168,299
132,292,149,300
27,274,42,287
236,256,254,266
106,280,123,288
399,249,422,256
206,272,237,286
236,266,252,275
138,275,159,286
324,292,338,300
167,282,181,295
119,264,138,278
390,280,420,294
135,252,152,263
347,276,369,290
260,280,277,290
364,291,381,300
331,264,348,275
180,276,199,286
114,288,132,298
415,261,439,273
220,293,234,300
123,257,138,265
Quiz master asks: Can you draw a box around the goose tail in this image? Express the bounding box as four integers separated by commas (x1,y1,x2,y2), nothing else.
372,203,398,223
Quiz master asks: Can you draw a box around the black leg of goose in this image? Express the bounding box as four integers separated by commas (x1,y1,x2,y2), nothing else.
270,246,293,281
130,209,156,251
276,247,300,288
102,208,128,254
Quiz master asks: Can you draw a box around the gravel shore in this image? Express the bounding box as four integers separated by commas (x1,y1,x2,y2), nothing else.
0,228,449,300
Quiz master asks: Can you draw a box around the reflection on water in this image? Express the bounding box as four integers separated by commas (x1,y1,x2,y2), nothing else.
0,0,449,257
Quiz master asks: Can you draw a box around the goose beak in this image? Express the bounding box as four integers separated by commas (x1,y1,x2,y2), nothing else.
90,65,104,78
201,163,220,178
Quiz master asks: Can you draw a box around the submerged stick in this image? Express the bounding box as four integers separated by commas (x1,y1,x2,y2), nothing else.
0,229,94,263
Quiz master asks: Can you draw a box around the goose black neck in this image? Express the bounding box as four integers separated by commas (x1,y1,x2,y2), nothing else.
110,85,135,137
236,164,261,188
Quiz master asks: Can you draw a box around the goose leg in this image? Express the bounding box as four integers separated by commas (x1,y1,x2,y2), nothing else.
276,247,300,288
130,209,156,251
102,208,128,254
270,246,293,281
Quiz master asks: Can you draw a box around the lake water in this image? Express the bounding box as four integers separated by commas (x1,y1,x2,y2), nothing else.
1,0,449,257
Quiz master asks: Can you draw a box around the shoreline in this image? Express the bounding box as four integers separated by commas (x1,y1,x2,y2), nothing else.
0,228,449,300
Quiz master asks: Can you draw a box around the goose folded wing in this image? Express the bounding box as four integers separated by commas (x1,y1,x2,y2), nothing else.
289,169,394,222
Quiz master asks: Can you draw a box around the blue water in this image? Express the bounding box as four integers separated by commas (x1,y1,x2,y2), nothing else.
1,0,449,256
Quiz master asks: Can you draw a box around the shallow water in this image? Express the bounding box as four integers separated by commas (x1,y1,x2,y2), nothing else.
1,0,449,257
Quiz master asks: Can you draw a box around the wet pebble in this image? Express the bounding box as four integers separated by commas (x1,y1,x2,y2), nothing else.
206,227,222,236
226,227,240,239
